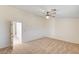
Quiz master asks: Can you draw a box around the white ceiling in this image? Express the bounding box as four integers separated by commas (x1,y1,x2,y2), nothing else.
13,5,79,18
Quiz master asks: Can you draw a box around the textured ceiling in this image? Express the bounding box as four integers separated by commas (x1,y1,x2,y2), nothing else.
13,5,79,18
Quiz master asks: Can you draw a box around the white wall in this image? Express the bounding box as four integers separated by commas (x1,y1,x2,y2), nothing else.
22,14,46,42
47,18,79,44
44,18,55,37
0,6,46,48
55,18,79,43
0,19,10,48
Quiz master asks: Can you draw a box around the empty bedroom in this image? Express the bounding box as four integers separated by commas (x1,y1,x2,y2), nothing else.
0,5,79,54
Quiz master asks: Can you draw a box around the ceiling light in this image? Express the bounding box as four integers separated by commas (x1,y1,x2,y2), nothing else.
46,15,50,19
41,9,56,19
46,12,50,19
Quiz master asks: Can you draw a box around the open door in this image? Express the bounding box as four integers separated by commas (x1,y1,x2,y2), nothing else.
11,21,22,48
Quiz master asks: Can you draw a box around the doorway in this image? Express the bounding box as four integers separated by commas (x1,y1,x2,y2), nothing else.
11,21,22,48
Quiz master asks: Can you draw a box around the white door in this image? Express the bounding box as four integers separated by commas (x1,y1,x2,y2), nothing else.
11,21,22,46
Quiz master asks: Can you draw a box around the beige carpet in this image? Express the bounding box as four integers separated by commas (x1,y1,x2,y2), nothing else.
0,37,79,54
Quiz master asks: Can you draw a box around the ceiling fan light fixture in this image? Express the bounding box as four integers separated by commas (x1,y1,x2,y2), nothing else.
40,8,56,19
46,12,50,19
46,15,50,19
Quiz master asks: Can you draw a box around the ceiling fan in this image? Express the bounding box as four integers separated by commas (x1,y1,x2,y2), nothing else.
41,9,56,19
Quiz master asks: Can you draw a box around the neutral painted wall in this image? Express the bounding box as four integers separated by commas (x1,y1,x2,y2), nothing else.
47,18,79,44
55,18,79,44
44,18,55,37
0,19,10,48
22,13,46,42
0,6,46,48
